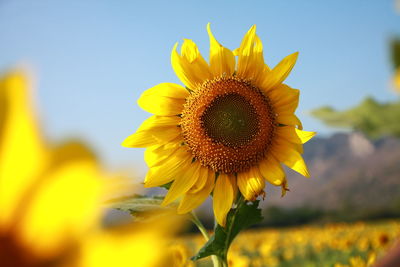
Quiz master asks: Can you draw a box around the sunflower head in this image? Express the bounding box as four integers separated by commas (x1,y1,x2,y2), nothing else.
123,24,316,226
181,76,276,174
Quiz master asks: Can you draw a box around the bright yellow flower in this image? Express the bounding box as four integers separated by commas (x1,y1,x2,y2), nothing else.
78,220,179,267
123,24,315,226
0,72,104,266
228,250,250,267
0,71,176,267
393,67,400,92
349,256,368,267
166,243,195,267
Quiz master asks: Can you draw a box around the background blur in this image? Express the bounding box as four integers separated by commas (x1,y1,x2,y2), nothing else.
0,0,399,225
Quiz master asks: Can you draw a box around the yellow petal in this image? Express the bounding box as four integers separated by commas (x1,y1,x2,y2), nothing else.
213,173,234,227
138,120,181,142
250,35,271,86
187,166,209,194
122,127,180,148
260,52,299,91
236,26,266,82
19,160,103,257
162,162,201,206
207,23,235,77
0,84,5,137
394,67,400,92
276,126,316,144
254,35,270,71
230,172,238,201
258,155,285,186
237,25,256,74
271,139,310,177
144,149,191,187
237,167,265,201
177,169,215,214
122,116,181,148
141,82,189,99
0,72,47,227
276,113,303,130
267,84,300,114
232,47,240,56
137,83,187,116
48,140,98,171
122,131,158,148
171,41,211,90
144,138,183,168
137,115,181,132
79,225,168,267
292,143,304,154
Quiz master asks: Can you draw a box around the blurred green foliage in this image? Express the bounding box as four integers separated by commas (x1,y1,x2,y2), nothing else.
263,206,324,227
311,97,400,139
261,200,400,227
312,38,400,138
391,38,400,69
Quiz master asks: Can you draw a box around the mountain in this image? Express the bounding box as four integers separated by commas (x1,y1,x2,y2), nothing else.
263,132,400,213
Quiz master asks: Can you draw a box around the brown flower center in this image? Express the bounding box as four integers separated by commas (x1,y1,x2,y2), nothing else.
0,233,45,267
181,76,276,174
0,231,77,267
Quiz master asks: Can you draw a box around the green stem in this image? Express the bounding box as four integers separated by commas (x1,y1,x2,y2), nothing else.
190,211,220,267
191,192,261,266
220,195,246,266
190,211,210,241
218,256,228,267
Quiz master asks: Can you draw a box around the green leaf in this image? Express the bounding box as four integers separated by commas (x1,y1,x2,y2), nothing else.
311,97,400,139
106,194,176,221
192,199,263,261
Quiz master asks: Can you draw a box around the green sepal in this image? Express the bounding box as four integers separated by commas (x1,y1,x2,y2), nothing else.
161,181,173,190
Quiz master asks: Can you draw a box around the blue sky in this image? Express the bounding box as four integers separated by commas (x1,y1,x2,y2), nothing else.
0,0,399,174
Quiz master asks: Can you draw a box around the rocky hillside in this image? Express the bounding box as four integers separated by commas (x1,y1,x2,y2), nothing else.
263,132,400,212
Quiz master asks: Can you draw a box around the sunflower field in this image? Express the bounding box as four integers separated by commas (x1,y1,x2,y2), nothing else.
178,220,400,267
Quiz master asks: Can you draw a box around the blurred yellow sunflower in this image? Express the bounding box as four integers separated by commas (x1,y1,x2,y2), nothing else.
0,71,176,267
123,24,316,226
393,67,400,92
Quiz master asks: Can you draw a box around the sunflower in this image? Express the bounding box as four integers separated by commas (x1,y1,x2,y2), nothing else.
123,24,316,226
0,71,177,267
394,67,400,92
